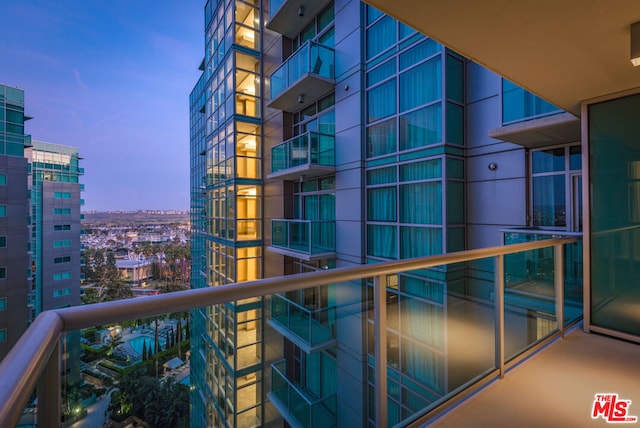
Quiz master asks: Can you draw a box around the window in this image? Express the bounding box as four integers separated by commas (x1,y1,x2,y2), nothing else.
0,236,5,248
0,267,5,279
54,224,71,231
0,206,6,217
0,298,6,311
54,208,71,215
54,191,71,199
53,272,71,281
0,174,6,186
0,329,5,342
53,288,71,297
530,145,582,230
54,256,71,264
53,240,71,248
503,79,561,124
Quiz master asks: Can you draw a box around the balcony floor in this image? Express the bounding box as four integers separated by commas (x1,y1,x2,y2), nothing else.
427,325,640,427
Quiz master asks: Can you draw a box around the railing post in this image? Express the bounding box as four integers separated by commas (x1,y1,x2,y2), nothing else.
37,340,60,428
554,244,565,338
374,275,387,427
495,255,505,379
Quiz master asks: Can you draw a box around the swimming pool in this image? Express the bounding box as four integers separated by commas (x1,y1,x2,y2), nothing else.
129,336,165,355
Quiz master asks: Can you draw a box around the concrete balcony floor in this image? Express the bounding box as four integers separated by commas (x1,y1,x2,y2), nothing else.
427,325,640,427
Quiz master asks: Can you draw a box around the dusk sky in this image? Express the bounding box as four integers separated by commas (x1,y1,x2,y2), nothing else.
0,1,204,211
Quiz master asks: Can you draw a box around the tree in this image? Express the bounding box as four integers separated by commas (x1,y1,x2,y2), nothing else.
142,341,147,361
103,280,134,302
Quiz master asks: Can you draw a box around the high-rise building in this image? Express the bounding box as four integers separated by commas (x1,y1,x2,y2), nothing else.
26,140,84,383
189,1,582,427
0,84,31,362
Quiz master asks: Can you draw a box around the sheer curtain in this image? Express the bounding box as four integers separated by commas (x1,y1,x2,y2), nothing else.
367,187,396,221
399,57,441,113
367,225,397,259
400,104,441,150
400,182,442,224
400,226,442,258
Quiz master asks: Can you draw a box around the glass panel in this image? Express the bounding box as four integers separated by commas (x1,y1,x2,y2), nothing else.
400,182,442,224
368,79,396,123
368,187,397,222
399,57,441,113
445,55,464,104
532,175,566,227
446,102,463,145
367,15,396,59
400,159,441,182
399,104,441,151
367,166,396,185
589,93,640,336
502,79,561,124
532,148,565,173
367,224,397,259
504,247,559,360
367,118,396,157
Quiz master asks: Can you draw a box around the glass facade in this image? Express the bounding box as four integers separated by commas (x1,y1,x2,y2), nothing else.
364,6,466,426
190,1,263,426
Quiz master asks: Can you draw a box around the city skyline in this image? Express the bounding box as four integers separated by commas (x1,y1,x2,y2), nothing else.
0,1,202,210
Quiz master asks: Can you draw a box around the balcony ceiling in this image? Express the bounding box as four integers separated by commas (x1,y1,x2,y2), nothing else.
365,0,640,116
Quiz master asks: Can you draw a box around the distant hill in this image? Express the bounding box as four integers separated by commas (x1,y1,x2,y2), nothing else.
82,210,189,225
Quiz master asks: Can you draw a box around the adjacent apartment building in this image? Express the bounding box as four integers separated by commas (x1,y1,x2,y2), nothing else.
26,140,84,382
0,84,31,361
189,1,582,426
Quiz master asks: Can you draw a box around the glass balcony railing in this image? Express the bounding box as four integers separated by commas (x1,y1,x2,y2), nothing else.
0,237,582,428
502,228,583,325
269,40,335,112
269,293,335,350
270,219,335,257
269,132,335,179
270,360,337,428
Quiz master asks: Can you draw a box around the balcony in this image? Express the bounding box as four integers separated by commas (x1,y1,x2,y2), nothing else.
267,0,333,39
269,360,337,428
268,132,335,180
268,293,336,352
0,237,605,428
268,41,335,113
269,219,335,260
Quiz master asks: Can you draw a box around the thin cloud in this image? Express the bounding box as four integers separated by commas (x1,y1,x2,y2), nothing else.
72,68,89,94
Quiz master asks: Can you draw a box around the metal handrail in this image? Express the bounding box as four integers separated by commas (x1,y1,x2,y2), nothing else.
0,237,579,427
501,227,583,237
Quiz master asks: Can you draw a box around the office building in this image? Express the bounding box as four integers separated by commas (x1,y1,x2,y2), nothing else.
0,84,31,362
26,140,84,383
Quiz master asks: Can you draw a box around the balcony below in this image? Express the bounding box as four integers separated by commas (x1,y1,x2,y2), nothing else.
268,41,335,113
425,326,640,427
489,112,580,148
269,360,337,428
268,293,336,353
267,0,333,39
268,219,335,261
268,132,335,180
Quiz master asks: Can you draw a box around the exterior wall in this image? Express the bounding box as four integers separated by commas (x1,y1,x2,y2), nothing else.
0,155,29,361
465,62,526,250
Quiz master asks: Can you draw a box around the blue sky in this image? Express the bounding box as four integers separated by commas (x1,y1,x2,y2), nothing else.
0,1,204,210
